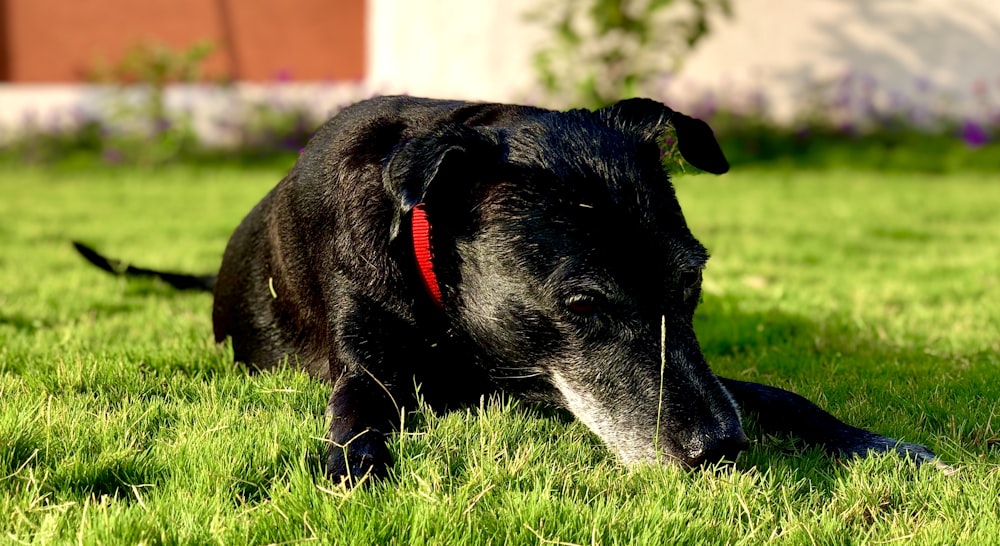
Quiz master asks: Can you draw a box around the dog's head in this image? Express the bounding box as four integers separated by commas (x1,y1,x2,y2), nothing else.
384,98,746,468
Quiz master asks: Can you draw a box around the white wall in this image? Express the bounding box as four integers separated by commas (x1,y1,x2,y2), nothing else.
369,0,1000,118
676,0,1000,119
367,0,545,102
4,0,998,137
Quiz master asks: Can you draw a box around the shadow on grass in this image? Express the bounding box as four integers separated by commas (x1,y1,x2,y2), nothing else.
122,279,212,298
0,313,52,334
48,455,169,503
3,426,169,504
12,279,989,498
382,292,994,488
695,294,998,465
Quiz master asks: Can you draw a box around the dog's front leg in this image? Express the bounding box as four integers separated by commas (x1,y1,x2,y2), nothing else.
717,377,941,467
325,369,401,486
323,297,421,486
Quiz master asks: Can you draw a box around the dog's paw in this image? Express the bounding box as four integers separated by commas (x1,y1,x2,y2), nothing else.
326,428,393,486
839,434,956,475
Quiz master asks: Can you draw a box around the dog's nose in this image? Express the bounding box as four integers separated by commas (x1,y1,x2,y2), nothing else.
685,432,750,468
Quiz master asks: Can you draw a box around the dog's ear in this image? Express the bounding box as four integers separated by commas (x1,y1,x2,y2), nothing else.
599,98,729,174
382,127,496,241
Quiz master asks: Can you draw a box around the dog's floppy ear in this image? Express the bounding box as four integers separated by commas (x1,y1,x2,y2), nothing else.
382,127,496,241
599,98,729,174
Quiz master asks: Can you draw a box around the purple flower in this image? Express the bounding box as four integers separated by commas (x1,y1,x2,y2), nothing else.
102,148,124,164
692,93,717,120
45,111,64,133
838,122,858,138
960,120,989,148
153,117,172,134
888,91,905,110
21,109,38,128
69,105,95,125
861,73,878,94
832,89,851,109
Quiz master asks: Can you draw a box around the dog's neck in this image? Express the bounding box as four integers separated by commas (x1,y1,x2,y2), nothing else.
411,203,444,308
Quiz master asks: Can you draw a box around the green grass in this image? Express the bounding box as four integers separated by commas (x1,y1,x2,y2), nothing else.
1,165,998,544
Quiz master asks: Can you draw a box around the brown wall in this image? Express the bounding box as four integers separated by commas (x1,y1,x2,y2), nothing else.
0,0,365,82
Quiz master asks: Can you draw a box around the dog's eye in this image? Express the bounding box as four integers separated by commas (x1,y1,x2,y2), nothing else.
565,293,607,317
681,270,703,301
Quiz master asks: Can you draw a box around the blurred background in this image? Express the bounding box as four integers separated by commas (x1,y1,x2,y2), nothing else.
0,0,997,169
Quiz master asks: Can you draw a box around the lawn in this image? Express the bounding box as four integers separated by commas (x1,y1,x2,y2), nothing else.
1,164,998,544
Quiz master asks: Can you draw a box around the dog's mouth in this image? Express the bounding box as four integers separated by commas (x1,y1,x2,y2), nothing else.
549,368,748,468
602,422,749,469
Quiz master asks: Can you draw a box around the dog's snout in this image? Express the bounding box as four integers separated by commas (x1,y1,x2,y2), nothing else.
684,431,749,468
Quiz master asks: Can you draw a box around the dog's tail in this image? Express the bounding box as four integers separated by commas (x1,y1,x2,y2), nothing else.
72,241,216,292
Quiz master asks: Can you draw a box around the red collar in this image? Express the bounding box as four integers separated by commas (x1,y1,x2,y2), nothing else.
410,203,443,307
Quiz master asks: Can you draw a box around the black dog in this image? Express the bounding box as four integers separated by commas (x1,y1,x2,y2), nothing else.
75,95,939,483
